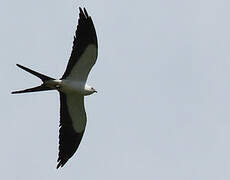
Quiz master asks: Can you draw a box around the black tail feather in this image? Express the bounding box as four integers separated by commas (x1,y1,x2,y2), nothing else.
12,64,55,94
11,85,53,94
16,64,54,82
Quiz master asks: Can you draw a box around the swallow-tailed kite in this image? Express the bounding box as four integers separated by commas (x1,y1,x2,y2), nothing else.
12,7,98,169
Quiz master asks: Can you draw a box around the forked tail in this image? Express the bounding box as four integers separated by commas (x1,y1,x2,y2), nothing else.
12,64,55,94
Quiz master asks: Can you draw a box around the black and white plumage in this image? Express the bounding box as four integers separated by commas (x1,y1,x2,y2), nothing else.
12,7,98,169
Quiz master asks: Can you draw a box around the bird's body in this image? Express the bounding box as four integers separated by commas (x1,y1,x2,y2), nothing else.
45,80,96,95
12,7,98,168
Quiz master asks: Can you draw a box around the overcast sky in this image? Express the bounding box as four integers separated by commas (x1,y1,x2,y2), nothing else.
1,0,230,179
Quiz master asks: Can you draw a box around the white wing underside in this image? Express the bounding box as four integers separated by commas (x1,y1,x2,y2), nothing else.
66,93,86,133
66,44,98,83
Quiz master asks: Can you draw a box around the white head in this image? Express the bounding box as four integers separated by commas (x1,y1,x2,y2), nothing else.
84,85,97,95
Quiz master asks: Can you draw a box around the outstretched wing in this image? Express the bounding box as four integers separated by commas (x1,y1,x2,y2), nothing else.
57,92,86,169
61,7,98,82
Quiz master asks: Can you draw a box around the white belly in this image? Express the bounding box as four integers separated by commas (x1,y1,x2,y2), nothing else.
60,80,85,94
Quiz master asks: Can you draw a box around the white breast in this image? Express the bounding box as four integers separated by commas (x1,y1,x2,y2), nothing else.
60,80,85,94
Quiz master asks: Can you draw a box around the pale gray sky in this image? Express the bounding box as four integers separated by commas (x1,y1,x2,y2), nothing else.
1,0,230,179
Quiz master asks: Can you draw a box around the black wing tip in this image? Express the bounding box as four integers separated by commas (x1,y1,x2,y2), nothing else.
56,158,69,169
79,7,83,13
56,161,64,169
83,8,89,17
79,7,89,18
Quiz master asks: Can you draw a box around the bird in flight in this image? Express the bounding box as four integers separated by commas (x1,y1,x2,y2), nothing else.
12,7,98,169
